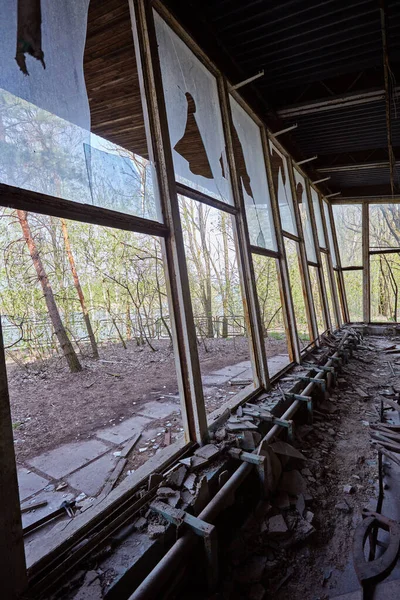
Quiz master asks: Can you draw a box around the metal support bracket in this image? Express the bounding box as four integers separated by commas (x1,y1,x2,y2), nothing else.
304,364,336,385
285,393,313,423
299,376,326,392
228,448,267,496
150,501,218,590
242,406,294,440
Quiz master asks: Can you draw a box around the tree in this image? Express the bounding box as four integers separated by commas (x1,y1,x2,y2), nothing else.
60,218,99,358
16,210,82,372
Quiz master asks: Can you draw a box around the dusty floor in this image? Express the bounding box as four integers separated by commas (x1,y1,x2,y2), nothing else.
9,336,287,462
213,334,400,600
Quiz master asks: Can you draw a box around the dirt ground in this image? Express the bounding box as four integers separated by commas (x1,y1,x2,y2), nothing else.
8,335,287,463
216,334,399,600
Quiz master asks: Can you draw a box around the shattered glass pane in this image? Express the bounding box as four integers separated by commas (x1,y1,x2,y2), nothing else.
269,142,297,236
154,12,232,205
310,187,326,248
0,0,160,221
323,201,337,267
294,168,317,263
229,97,276,250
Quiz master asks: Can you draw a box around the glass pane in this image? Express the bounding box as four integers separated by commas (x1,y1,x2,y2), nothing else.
0,1,161,221
294,169,317,263
269,142,297,235
311,188,326,248
252,254,290,376
284,238,310,347
343,270,363,321
321,253,337,328
332,205,362,267
370,204,400,249
323,202,337,267
309,265,325,334
230,97,276,250
154,13,232,205
178,195,254,416
2,211,183,550
370,254,400,322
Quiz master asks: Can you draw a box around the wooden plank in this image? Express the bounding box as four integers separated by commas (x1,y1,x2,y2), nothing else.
0,321,28,598
0,183,168,237
100,458,127,498
362,201,371,322
121,433,141,458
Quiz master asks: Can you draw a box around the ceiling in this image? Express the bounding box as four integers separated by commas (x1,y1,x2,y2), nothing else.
163,0,400,198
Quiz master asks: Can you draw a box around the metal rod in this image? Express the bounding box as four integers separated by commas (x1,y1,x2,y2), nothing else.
379,0,396,196
272,124,298,137
325,192,341,198
318,162,390,173
230,69,264,90
129,331,356,600
312,177,331,184
296,155,318,165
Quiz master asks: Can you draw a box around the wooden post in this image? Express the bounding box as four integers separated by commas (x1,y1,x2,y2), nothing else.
319,198,341,329
327,201,350,323
362,201,371,323
0,320,28,598
129,0,208,442
218,79,268,389
262,135,301,364
287,159,319,344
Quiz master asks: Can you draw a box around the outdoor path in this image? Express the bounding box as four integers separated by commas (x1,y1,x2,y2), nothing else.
18,354,289,534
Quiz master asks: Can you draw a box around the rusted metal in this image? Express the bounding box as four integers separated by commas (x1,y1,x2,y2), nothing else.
353,511,400,599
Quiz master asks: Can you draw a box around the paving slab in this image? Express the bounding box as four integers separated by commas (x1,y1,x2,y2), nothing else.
96,415,152,444
136,400,179,420
17,467,49,502
268,354,290,377
212,364,250,377
67,453,118,496
202,374,230,386
27,439,109,479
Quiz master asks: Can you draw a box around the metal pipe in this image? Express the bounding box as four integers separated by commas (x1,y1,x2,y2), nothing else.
296,155,318,165
318,162,390,173
231,70,264,90
129,331,356,600
312,177,331,184
325,192,342,198
272,124,298,137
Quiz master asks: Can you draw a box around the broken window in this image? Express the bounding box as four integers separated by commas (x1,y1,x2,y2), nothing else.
284,238,310,345
294,169,317,263
269,142,297,236
154,13,232,205
323,201,337,267
343,270,363,321
0,0,160,221
229,97,277,250
2,211,182,557
369,204,400,249
178,195,254,415
310,188,326,248
252,253,290,376
332,204,362,267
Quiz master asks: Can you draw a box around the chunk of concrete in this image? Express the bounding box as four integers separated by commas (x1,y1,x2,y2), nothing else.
194,444,220,461
279,470,308,496
270,441,306,461
268,514,288,536
236,555,268,583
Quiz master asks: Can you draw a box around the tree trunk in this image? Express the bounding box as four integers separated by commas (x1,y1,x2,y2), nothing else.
221,212,230,338
60,219,99,359
198,204,213,338
17,210,82,372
